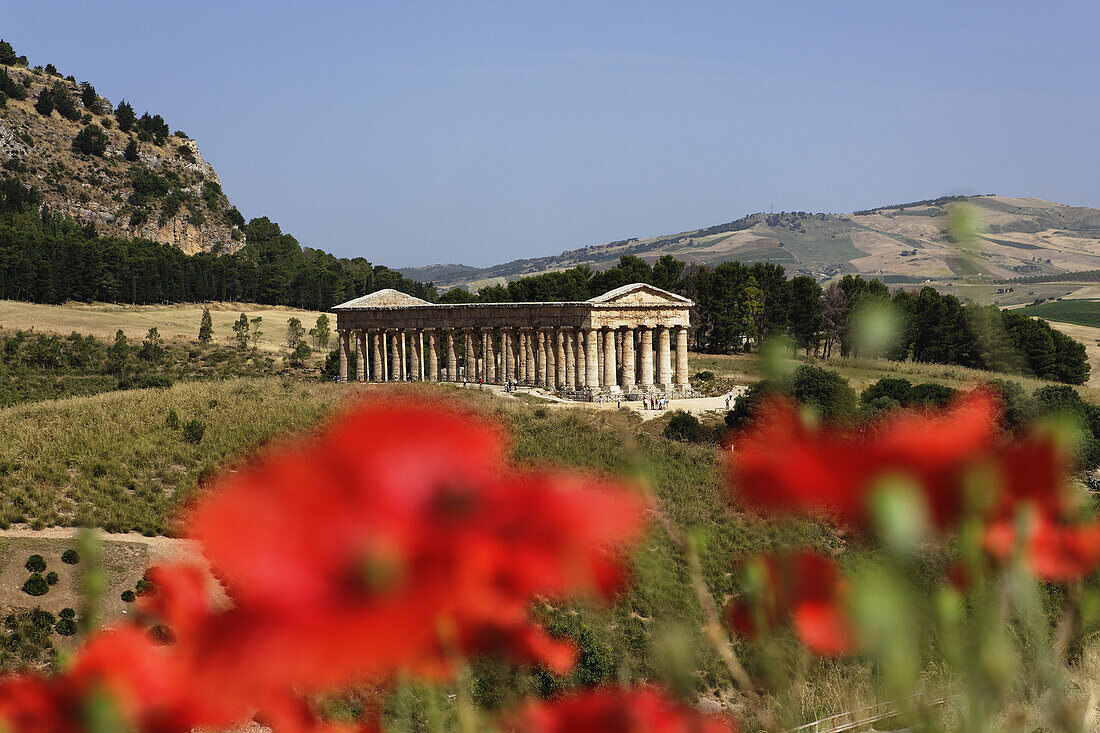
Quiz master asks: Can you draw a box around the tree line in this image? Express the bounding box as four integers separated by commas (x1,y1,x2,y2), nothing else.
442,254,1090,385
0,178,433,310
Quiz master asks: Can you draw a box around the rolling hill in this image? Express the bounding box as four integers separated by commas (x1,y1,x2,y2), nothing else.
401,195,1100,291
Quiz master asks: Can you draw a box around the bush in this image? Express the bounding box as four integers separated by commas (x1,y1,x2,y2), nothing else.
22,573,48,596
135,575,155,596
182,419,206,444
725,380,780,430
692,371,715,382
71,124,109,156
789,364,857,420
25,554,46,573
664,411,706,443
120,590,135,603
30,608,55,629
45,571,59,586
909,382,957,407
59,607,76,619
165,408,180,429
56,618,77,636
861,377,913,406
61,549,79,565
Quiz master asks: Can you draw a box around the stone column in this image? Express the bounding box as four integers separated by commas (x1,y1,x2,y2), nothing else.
371,331,383,382
517,330,527,384
355,330,367,382
462,330,473,381
444,329,457,381
563,327,575,389
338,330,350,382
675,327,689,388
584,327,600,389
409,330,421,381
526,330,537,384
573,330,585,388
481,328,495,383
536,329,547,387
603,327,617,388
596,329,604,384
387,330,399,381
553,328,565,389
540,328,552,388
427,330,439,381
656,326,672,387
639,327,654,387
502,328,514,384
621,327,636,389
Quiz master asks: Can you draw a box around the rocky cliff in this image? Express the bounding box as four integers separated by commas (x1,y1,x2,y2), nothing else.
0,63,244,254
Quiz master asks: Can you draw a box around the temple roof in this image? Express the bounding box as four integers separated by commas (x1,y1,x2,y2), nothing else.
332,289,431,309
585,282,693,306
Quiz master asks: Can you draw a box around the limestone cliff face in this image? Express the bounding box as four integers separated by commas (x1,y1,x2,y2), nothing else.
0,68,244,253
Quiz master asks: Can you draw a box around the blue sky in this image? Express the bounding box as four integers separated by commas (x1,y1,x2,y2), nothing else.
5,1,1099,267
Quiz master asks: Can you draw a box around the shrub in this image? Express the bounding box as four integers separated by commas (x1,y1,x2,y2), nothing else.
692,371,715,382
56,618,77,636
30,608,55,629
664,411,706,443
61,549,79,564
120,590,135,603
72,123,109,156
135,575,155,596
165,409,180,430
45,571,59,585
59,607,76,619
25,554,46,573
861,377,913,406
182,419,206,444
789,364,857,420
909,382,957,407
22,573,48,596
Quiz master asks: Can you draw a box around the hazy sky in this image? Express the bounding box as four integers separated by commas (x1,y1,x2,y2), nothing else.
5,1,1099,267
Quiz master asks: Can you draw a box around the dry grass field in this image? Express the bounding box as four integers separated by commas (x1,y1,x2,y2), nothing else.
0,301,329,353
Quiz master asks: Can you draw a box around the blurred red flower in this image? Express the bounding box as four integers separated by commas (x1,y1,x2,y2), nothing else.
725,390,1070,530
726,550,855,656
508,686,737,733
984,513,1100,582
177,399,650,694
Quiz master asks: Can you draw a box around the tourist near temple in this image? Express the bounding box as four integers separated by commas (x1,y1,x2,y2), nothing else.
332,282,696,400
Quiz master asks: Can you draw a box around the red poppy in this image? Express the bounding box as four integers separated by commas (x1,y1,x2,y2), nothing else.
177,399,650,693
726,390,1007,529
984,512,1100,582
507,686,738,733
726,550,855,656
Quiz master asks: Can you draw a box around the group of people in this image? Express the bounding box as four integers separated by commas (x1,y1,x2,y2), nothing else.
642,397,668,411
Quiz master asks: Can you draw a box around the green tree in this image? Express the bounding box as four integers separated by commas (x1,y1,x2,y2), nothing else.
249,317,263,347
310,314,331,349
79,82,99,112
114,100,135,133
787,276,824,355
50,81,79,120
71,124,108,156
0,40,17,66
232,313,249,349
138,327,163,361
33,87,53,116
105,329,131,377
123,138,139,162
286,317,306,349
741,275,765,347
198,308,213,344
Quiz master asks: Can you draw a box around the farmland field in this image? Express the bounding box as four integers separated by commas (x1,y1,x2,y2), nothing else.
1018,299,1100,328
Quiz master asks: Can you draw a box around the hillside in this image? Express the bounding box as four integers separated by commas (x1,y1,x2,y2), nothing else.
403,195,1100,290
0,44,244,254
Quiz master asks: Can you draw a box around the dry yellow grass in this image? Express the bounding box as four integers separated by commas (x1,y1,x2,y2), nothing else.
0,300,329,353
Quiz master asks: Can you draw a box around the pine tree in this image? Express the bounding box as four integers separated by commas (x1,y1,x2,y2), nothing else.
124,138,139,162
286,317,306,349
33,87,53,116
80,82,99,112
198,308,213,344
232,313,249,349
0,40,16,66
115,100,135,133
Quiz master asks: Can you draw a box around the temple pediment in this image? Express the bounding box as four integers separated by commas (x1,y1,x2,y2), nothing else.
333,289,431,309
586,283,692,306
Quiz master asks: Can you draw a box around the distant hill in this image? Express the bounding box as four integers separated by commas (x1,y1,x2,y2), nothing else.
0,41,244,254
401,195,1100,290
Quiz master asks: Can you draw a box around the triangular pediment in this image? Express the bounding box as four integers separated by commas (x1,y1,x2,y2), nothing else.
586,283,692,306
333,289,431,309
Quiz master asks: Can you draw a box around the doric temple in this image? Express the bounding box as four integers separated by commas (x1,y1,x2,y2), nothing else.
332,282,696,399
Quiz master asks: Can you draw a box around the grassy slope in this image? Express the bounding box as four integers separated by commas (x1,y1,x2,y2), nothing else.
0,300,328,353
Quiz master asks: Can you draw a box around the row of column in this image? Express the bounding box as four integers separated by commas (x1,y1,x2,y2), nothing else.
338,325,690,391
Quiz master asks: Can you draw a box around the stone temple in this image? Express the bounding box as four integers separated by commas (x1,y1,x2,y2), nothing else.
332,283,696,400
